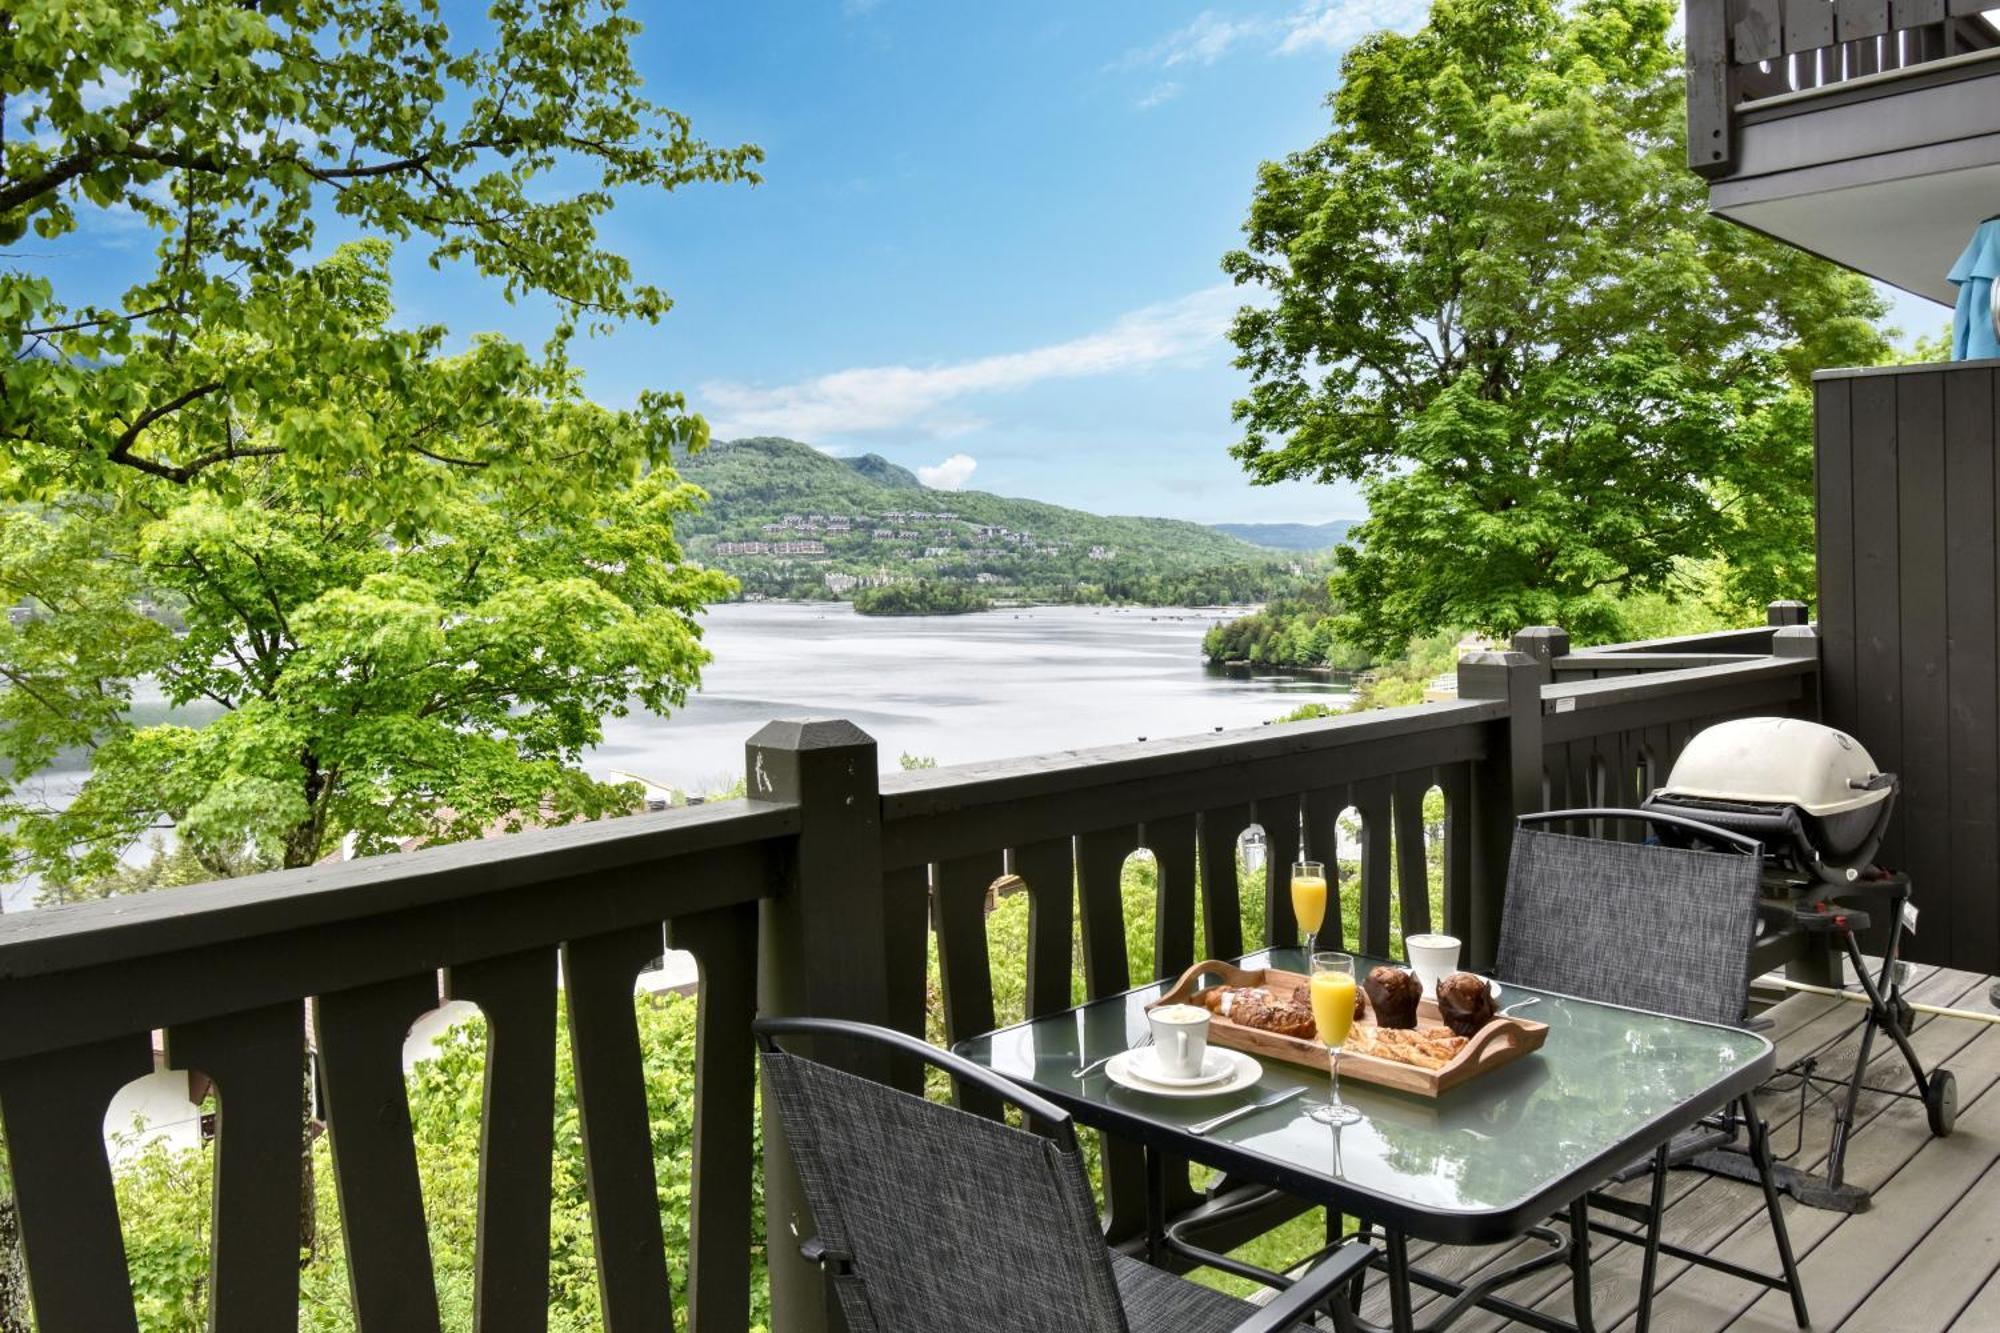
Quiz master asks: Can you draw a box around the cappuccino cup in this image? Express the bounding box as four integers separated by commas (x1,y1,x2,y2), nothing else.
1147,1003,1211,1078
1405,933,1462,998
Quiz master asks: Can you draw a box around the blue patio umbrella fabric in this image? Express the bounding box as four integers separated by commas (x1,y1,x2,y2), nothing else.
1949,217,2000,361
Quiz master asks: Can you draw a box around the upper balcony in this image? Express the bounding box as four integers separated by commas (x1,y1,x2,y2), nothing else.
1687,0,2000,302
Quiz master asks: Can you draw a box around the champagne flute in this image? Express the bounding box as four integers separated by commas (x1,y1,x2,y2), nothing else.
1290,859,1328,959
1307,951,1362,1126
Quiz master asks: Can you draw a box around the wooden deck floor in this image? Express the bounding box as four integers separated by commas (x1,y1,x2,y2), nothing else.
1355,963,2000,1332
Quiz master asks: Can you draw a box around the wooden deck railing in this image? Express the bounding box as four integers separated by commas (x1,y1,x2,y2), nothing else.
1686,0,2000,176
0,609,1823,1332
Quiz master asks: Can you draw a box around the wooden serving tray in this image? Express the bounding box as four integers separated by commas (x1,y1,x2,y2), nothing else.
1152,959,1548,1097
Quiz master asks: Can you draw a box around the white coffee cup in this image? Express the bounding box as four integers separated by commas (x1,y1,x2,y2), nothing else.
1147,1003,1211,1078
1405,933,1462,998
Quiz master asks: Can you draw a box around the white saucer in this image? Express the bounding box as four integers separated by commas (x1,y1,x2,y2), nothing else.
1106,1048,1262,1098
1127,1047,1235,1088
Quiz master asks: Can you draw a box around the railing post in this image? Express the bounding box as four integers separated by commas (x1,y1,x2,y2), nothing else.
1768,600,1809,627
1686,0,1736,177
1511,626,1571,683
1458,652,1543,970
746,719,891,1333
1774,623,1823,722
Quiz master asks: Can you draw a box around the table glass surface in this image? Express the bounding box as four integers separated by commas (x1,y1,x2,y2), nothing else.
954,949,1772,1226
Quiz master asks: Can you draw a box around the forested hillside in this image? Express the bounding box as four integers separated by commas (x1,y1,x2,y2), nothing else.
677,437,1308,605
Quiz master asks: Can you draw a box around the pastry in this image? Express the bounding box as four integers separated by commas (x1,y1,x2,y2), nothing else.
1195,985,1317,1040
1363,965,1422,1029
1229,993,1318,1040
1347,1026,1467,1070
1435,972,1497,1037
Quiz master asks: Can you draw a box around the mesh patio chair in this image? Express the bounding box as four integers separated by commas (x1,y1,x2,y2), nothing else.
1496,809,1811,1332
755,1016,1374,1333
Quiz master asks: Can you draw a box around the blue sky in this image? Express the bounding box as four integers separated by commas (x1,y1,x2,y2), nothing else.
52,0,1951,525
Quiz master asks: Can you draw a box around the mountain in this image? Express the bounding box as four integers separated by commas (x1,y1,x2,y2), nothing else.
1209,520,1359,552
843,453,923,489
675,437,1302,604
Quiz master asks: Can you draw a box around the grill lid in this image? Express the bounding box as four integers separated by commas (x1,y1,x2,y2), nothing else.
1655,717,1890,818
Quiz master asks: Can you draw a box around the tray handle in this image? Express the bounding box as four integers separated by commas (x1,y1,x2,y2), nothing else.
1155,958,1261,1007
1456,1015,1536,1072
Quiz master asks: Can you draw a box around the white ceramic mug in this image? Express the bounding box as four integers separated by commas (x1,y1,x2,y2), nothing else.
1147,1003,1211,1077
1405,933,1463,998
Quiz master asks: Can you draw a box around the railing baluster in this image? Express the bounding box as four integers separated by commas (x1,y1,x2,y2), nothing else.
1148,814,1198,983
1076,827,1135,998
164,1003,306,1333
1075,826,1146,1243
314,972,446,1333
0,1034,152,1333
932,853,1006,1119
1353,776,1394,958
1257,793,1302,950
1197,805,1248,962
563,925,676,1333
1392,771,1433,945
1303,785,1350,950
1438,763,1473,940
441,949,558,1333
666,904,760,1333
1013,838,1076,1019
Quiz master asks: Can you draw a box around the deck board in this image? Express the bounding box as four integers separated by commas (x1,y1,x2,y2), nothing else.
1346,966,2000,1332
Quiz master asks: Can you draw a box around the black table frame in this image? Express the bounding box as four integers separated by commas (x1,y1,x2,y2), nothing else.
957,971,1777,1333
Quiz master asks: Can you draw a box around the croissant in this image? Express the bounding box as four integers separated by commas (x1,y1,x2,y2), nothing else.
1435,972,1497,1037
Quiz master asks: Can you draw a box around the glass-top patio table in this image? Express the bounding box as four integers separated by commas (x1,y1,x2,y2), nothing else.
954,948,1775,1333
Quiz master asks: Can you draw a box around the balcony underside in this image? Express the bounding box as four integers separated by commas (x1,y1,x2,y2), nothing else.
1704,50,2000,306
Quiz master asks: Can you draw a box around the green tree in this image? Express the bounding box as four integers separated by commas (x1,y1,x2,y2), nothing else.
0,0,756,891
1223,0,1890,652
1,0,758,498
4,246,733,893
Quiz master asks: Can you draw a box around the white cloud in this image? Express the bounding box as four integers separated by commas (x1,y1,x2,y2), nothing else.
1276,0,1431,55
700,284,1241,442
917,454,979,490
1137,81,1184,110
1116,10,1270,70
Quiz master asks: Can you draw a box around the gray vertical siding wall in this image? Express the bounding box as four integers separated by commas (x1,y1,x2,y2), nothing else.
1816,360,2000,971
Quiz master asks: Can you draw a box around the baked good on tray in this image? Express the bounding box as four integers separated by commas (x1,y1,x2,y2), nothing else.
1195,986,1318,1040
1346,1024,1468,1071
1435,972,1498,1037
1363,965,1423,1029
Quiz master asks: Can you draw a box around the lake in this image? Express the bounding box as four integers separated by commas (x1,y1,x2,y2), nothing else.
4,602,1349,910
589,601,1352,794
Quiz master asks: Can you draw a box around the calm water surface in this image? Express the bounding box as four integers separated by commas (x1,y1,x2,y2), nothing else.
5,602,1347,909
590,602,1351,793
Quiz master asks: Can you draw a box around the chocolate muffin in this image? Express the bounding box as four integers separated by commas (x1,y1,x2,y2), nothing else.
1363,965,1423,1029
1435,972,1498,1037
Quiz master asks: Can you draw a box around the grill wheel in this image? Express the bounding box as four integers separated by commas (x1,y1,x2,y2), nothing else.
1926,1070,1958,1138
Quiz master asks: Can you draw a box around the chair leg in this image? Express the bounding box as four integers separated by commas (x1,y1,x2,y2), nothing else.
1741,1095,1810,1330
1568,1197,1597,1333
1347,1219,1372,1316
1635,1143,1670,1333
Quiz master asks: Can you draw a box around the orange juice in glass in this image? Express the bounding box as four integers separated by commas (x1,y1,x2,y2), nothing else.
1307,952,1362,1125
1290,860,1328,956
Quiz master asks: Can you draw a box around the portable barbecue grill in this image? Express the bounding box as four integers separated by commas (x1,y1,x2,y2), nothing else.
1537,719,1954,1210
1632,717,1956,1212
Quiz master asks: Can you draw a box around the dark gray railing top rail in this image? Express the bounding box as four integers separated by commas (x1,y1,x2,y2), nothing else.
0,797,798,1066
878,698,1503,870
0,797,798,980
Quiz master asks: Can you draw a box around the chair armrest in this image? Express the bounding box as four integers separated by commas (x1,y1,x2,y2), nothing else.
1229,1241,1374,1333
